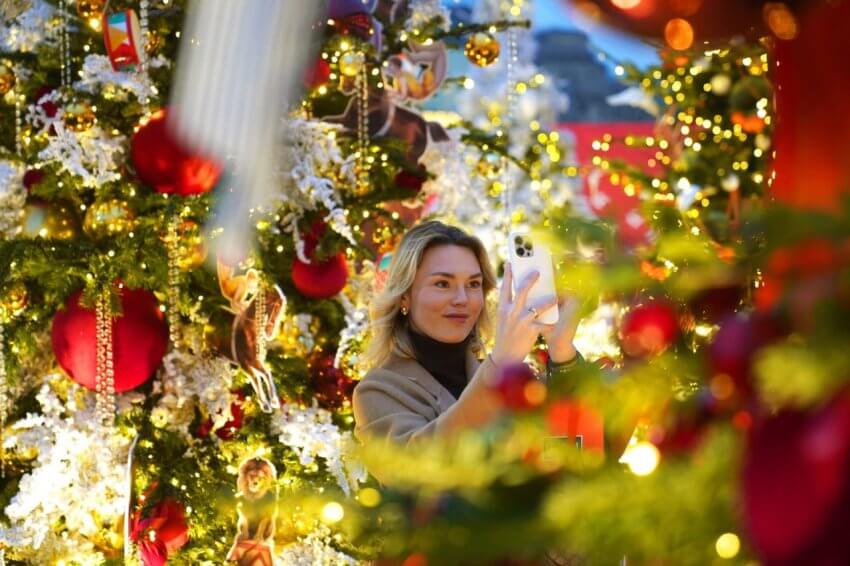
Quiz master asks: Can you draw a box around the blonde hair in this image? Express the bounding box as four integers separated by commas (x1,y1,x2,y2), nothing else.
363,221,497,368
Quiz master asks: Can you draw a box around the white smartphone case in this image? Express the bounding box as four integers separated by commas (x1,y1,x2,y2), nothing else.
507,231,559,325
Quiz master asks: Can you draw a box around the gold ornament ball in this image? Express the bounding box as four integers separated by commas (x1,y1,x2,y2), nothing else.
83,199,136,238
1,281,28,321
144,31,163,54
465,32,500,67
161,219,208,270
0,63,15,96
22,201,80,240
476,152,505,179
76,0,106,18
63,101,96,132
339,52,365,77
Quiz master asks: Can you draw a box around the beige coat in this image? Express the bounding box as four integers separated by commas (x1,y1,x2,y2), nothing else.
352,349,504,445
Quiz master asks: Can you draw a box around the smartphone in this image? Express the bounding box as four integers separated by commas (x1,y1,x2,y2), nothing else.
507,231,559,325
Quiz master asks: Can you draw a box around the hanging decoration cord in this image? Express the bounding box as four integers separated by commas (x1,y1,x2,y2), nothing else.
355,61,370,195
14,87,22,156
501,23,519,233
0,318,6,478
138,0,150,111
166,214,181,349
255,281,267,365
95,289,116,426
58,0,70,90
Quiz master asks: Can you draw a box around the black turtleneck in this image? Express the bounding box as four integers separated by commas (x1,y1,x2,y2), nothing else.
408,328,470,400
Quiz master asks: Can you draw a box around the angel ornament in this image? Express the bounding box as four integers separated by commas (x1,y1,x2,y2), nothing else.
227,456,279,565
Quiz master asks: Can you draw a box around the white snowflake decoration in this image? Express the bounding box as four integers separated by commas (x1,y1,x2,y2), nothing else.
0,0,54,53
0,379,129,564
405,0,451,32
271,403,366,496
36,122,125,188
278,525,360,566
277,118,358,254
0,159,26,238
75,54,168,104
152,351,236,438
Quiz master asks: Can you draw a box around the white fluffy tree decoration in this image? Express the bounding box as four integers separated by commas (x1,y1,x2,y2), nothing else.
0,379,129,564
0,159,26,238
271,403,366,496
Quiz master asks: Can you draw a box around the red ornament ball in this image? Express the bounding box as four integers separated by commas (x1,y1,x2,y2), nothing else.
292,252,349,299
310,352,356,409
51,287,168,392
743,389,850,565
304,57,331,89
708,312,785,397
131,109,221,196
131,497,190,565
492,362,544,411
23,169,45,192
689,284,744,324
394,167,428,194
619,300,680,358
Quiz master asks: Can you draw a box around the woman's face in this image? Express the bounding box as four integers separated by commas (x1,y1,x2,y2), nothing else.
402,244,485,344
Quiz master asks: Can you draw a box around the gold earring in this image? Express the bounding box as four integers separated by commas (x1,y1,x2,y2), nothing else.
401,306,408,315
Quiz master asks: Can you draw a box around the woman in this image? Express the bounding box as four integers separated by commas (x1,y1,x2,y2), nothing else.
353,221,582,445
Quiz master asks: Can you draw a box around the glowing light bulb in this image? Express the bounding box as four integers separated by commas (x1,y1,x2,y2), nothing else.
621,441,660,476
716,533,741,559
321,501,345,524
612,0,642,9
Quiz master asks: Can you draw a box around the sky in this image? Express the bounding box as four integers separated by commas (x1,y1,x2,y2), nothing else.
534,0,658,67
447,0,659,68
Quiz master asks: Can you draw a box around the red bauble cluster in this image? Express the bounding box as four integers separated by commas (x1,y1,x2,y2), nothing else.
131,497,189,566
291,221,349,299
51,287,168,392
310,352,356,409
743,389,850,566
491,362,545,412
131,109,221,196
619,300,680,358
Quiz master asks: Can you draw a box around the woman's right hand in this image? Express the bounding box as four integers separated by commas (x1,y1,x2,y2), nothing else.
491,263,556,365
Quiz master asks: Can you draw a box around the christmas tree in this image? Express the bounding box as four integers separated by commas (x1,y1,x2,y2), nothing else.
2,0,850,565
341,2,850,565
0,0,578,563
